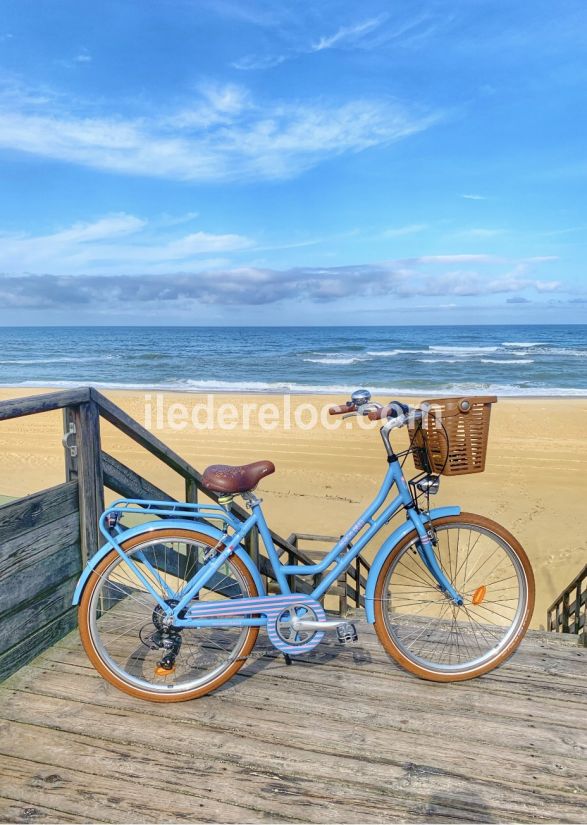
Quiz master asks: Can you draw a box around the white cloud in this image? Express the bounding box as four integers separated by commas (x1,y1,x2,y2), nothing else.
460,193,487,200
0,79,437,182
75,49,92,64
0,214,253,275
311,17,385,52
231,16,385,70
231,11,435,71
0,240,563,311
231,53,287,71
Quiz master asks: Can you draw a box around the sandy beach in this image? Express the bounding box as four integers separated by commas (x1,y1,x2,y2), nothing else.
0,386,585,629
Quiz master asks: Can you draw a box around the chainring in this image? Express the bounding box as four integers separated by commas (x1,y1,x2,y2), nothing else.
267,598,326,655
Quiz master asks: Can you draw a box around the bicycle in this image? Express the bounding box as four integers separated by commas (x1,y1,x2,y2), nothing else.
74,390,535,702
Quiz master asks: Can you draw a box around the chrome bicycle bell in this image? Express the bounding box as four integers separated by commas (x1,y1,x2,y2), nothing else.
351,388,371,407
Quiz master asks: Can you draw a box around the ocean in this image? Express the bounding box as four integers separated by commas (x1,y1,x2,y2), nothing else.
0,325,586,397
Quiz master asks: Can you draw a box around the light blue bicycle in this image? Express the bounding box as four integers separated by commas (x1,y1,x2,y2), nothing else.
75,390,534,702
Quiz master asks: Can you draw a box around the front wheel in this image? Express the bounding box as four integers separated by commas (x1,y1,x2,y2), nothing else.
373,513,534,682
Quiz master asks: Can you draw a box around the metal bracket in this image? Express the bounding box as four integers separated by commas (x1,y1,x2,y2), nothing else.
62,422,78,458
203,534,229,563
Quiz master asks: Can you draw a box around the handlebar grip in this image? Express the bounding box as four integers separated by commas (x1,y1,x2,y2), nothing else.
367,404,392,421
329,402,356,415
367,401,411,421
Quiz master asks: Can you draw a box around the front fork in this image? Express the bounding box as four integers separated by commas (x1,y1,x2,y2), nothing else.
408,509,463,605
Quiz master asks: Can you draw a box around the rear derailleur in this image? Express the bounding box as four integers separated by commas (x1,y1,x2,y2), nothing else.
139,599,185,674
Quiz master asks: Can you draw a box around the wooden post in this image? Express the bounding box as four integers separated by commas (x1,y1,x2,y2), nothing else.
62,406,78,482
185,476,198,504
245,522,260,569
562,591,570,634
338,569,348,617
72,401,104,564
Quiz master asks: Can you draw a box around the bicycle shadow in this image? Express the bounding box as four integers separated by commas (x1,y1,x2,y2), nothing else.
219,631,374,692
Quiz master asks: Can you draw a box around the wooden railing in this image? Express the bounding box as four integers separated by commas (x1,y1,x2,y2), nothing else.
1,385,315,566
286,533,371,615
547,564,587,646
0,386,370,678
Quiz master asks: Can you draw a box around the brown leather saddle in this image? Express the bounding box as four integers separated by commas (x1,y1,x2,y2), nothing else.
202,460,275,495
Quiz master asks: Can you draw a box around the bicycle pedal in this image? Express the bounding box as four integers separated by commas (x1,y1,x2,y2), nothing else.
336,622,358,645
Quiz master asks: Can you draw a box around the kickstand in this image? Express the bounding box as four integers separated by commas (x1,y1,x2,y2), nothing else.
283,653,293,666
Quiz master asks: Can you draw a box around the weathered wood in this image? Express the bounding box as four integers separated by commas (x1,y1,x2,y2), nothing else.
0,576,78,654
245,522,260,567
0,481,78,544
0,796,91,824
0,530,81,616
62,406,78,482
0,479,81,684
101,451,173,502
0,387,90,421
0,751,257,825
289,532,370,610
73,400,104,564
547,562,587,640
185,475,198,503
0,625,585,823
0,608,77,682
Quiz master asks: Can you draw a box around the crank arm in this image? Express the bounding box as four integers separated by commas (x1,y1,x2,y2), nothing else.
290,617,346,632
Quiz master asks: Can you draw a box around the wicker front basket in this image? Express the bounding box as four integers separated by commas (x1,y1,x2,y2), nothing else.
408,396,497,476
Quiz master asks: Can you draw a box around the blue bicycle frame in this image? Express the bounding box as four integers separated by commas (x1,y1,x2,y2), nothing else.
83,455,464,634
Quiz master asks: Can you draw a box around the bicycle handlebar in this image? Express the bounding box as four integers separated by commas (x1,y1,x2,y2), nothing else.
329,397,413,424
367,401,411,421
328,402,357,415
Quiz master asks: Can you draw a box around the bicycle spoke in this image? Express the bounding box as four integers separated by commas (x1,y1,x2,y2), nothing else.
89,538,254,694
382,521,527,676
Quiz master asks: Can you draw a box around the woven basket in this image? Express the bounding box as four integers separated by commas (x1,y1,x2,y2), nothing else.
408,396,497,476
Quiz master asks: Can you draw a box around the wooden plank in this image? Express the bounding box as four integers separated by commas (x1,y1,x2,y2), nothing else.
0,509,79,579
0,796,93,824
2,628,585,824
0,576,79,654
18,632,587,732
0,387,90,421
0,608,77,682
101,451,173,502
73,401,104,564
0,751,264,825
0,481,78,544
0,537,81,617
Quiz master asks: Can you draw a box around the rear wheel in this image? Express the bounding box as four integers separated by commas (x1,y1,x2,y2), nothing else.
79,528,259,702
373,513,534,681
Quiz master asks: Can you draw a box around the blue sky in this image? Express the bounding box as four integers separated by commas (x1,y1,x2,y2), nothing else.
0,0,585,325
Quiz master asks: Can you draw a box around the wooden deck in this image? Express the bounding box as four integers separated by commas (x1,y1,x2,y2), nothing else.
0,621,585,824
